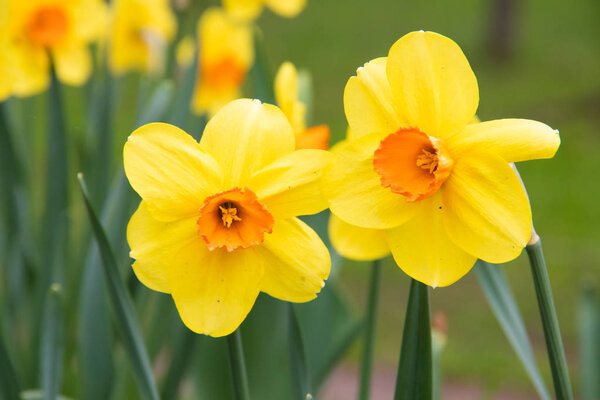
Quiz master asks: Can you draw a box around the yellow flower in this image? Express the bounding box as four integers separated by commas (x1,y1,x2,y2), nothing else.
223,0,306,22
124,99,331,336
108,0,176,75
1,0,107,97
323,31,560,287
191,8,254,117
175,35,195,70
274,61,330,150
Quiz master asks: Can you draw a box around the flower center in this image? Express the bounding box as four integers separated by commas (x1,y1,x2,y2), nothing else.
202,56,246,91
373,127,454,202
197,187,273,252
219,202,242,227
416,149,438,173
27,6,68,47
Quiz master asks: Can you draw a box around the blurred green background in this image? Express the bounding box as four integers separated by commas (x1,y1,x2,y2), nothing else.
255,0,600,397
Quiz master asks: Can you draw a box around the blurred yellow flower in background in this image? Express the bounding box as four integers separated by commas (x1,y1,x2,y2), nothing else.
274,61,330,150
124,99,331,336
323,31,561,287
108,0,176,76
192,8,254,117
223,0,306,22
0,0,107,97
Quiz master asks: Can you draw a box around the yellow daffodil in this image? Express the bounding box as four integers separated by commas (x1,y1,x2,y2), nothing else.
327,137,389,261
274,61,330,150
223,0,306,22
192,8,254,117
108,0,176,75
323,31,560,287
1,0,107,97
124,99,331,336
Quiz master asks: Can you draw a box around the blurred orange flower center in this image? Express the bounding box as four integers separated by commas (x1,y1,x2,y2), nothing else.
27,6,68,46
197,187,274,252
373,128,454,202
202,57,245,90
295,125,330,150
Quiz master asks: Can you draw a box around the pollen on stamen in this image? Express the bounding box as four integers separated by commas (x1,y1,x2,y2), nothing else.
219,203,242,228
416,149,439,174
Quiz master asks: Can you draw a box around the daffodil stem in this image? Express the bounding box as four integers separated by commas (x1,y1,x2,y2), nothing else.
526,234,573,400
359,259,382,400
227,329,251,400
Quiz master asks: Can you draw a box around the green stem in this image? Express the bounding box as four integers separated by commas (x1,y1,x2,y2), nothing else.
394,279,432,400
359,259,382,400
526,234,573,400
227,329,251,400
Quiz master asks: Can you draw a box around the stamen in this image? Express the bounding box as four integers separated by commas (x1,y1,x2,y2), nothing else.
416,149,438,174
219,202,242,228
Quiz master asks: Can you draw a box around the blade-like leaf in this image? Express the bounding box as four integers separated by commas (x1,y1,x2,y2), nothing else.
40,284,63,400
578,286,600,400
394,279,431,400
0,330,22,400
250,28,275,104
160,326,197,400
287,303,311,400
80,173,136,400
78,174,160,400
475,260,551,400
137,80,175,127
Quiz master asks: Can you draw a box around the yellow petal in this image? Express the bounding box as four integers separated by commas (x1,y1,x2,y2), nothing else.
127,202,200,293
265,0,306,17
322,132,418,229
386,31,478,138
387,193,477,287
10,42,49,97
328,214,389,261
200,99,295,188
199,8,254,69
223,0,264,21
344,57,406,140
442,152,532,263
257,218,329,302
447,119,560,163
169,247,264,337
192,79,241,116
52,44,92,86
249,149,331,218
274,61,306,132
124,123,223,221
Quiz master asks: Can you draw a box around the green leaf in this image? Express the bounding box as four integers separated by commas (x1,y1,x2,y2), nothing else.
78,174,160,400
137,80,175,127
578,286,600,399
394,279,431,400
40,284,63,400
169,46,198,128
250,28,275,104
160,326,197,400
475,260,551,400
0,330,22,400
80,173,136,400
297,280,361,391
287,304,311,400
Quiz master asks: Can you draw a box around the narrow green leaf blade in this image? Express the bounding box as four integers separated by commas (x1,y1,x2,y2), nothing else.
578,286,600,399
287,304,311,400
475,260,551,400
0,330,22,400
250,28,275,104
394,279,432,400
40,284,63,400
160,326,197,400
78,174,160,400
